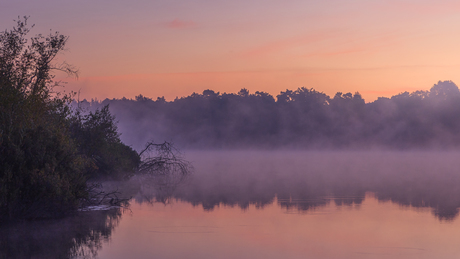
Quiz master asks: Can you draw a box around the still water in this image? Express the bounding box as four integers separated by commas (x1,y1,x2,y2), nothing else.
3,151,460,259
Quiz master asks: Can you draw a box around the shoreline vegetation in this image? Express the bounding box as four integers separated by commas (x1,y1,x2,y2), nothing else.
0,18,190,222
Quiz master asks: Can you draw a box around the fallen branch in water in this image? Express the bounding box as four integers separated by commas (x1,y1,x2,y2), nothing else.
80,141,193,210
79,182,130,211
138,141,192,179
134,141,192,203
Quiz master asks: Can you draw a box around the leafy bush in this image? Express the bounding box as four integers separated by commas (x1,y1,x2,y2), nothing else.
70,105,140,180
0,18,139,220
0,18,88,219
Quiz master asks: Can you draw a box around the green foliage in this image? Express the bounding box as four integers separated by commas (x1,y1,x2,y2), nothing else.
0,18,87,220
70,105,140,180
0,18,139,220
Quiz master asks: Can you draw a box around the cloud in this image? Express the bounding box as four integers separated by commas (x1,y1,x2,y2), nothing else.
165,19,196,29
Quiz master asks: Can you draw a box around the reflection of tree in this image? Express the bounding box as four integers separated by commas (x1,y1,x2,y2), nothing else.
372,178,460,221
144,173,449,221
278,197,328,212
132,173,189,204
0,208,123,259
133,141,192,204
170,171,460,220
0,142,193,258
81,152,460,226
171,175,366,213
153,151,460,221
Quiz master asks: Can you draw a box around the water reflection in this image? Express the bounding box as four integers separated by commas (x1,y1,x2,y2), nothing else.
97,193,460,259
131,172,191,204
3,151,460,259
0,209,122,259
116,150,460,222
165,151,460,221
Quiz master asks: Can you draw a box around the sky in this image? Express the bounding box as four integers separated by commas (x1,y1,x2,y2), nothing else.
2,0,460,102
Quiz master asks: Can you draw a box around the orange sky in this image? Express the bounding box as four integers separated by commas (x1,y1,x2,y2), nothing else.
3,0,460,102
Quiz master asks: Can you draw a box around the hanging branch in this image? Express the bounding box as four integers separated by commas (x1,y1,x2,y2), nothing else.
138,141,191,177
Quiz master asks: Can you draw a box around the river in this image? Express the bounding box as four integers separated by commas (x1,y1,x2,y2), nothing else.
2,150,460,259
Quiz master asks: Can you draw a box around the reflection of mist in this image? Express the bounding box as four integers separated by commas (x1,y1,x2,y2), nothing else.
132,175,188,204
6,150,459,258
0,209,123,259
156,151,460,221
108,150,460,221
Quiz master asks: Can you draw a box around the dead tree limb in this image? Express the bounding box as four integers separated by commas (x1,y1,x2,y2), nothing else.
138,141,192,177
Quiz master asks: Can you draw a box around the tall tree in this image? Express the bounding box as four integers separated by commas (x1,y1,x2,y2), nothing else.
0,17,86,220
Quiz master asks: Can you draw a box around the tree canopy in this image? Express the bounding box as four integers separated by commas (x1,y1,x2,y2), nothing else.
82,80,460,149
0,18,140,221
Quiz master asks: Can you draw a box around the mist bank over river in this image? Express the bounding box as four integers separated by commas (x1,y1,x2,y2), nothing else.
134,150,460,221
76,80,460,150
3,150,460,258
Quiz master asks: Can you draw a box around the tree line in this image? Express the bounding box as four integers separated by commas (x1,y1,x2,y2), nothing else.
82,80,460,149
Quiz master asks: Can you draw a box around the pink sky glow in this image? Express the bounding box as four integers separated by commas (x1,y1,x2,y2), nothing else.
2,0,460,102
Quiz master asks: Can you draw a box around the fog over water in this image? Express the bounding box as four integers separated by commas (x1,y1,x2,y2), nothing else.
169,150,460,220
74,80,460,221
8,81,460,258
3,150,460,258
123,150,460,221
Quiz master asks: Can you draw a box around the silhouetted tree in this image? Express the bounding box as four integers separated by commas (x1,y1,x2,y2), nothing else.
82,81,460,149
0,17,87,220
0,18,142,220
70,105,140,180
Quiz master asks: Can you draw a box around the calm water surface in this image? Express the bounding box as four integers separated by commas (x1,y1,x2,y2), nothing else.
3,151,460,259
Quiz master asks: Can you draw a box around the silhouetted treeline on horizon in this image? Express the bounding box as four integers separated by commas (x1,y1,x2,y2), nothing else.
76,80,460,150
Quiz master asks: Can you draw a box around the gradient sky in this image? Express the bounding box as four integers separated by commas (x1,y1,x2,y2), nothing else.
2,0,460,102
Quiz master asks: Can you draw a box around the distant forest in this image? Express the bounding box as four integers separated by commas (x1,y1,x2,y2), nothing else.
77,80,460,150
